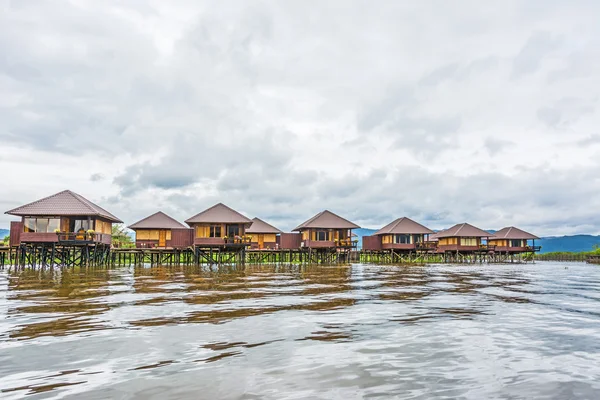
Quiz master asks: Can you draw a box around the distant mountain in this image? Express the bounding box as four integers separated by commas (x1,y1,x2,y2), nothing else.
537,235,600,253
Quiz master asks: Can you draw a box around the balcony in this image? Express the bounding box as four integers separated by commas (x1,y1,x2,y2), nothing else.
19,232,111,245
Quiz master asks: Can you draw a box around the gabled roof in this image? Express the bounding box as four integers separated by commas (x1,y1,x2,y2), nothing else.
128,211,187,230
246,217,283,234
490,227,539,240
185,203,252,225
436,223,490,238
293,210,360,231
374,217,434,236
5,190,122,223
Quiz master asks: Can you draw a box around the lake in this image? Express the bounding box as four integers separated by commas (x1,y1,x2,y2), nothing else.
1,262,599,399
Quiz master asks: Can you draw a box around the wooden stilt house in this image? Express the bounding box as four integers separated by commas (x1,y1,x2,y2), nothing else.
246,217,282,250
435,223,491,253
185,203,253,248
5,190,122,246
293,210,360,249
128,211,193,249
363,217,434,251
489,227,541,253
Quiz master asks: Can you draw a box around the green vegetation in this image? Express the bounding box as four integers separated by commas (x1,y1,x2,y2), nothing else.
536,245,600,261
112,224,135,248
2,235,9,246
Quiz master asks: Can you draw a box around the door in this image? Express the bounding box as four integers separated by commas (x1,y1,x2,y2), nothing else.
258,234,264,249
159,230,167,247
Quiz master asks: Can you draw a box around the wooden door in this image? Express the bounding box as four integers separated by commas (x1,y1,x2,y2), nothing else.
159,230,167,247
258,234,264,249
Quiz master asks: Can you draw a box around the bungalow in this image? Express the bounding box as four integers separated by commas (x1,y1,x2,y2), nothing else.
436,223,491,253
363,217,434,251
185,203,253,248
5,189,122,246
246,217,282,250
128,211,193,249
293,210,360,249
489,227,540,253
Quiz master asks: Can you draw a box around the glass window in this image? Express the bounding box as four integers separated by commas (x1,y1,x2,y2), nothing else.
510,240,522,247
316,231,329,241
394,234,411,244
36,218,49,233
24,218,36,232
48,219,60,232
210,225,222,238
461,238,477,246
71,219,91,232
227,225,239,237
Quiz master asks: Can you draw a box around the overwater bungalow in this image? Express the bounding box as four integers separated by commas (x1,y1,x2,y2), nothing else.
292,210,360,249
488,227,540,253
128,211,192,249
185,203,253,248
246,217,283,250
363,217,434,251
435,223,491,253
5,189,122,246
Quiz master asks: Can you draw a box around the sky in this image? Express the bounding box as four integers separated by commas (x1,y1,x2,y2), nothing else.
1,0,599,236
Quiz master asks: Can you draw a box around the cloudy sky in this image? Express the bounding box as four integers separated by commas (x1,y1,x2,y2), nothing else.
1,0,599,235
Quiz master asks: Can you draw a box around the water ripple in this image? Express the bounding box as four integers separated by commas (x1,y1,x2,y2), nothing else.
1,262,600,399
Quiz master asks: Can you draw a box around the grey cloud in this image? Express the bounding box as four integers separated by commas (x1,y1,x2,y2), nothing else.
90,173,105,182
2,1,600,235
419,57,498,86
511,31,563,79
484,138,513,156
537,97,596,128
576,135,600,147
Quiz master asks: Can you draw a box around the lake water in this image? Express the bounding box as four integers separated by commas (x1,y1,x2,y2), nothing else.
1,261,599,399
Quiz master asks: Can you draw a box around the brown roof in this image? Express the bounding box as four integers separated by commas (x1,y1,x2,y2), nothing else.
436,223,491,238
5,190,122,223
128,211,187,230
293,210,360,231
490,227,539,240
185,203,252,225
246,217,283,234
374,217,434,235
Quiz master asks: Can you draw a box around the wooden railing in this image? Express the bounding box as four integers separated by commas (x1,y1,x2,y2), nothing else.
334,239,358,248
57,232,111,244
224,237,252,244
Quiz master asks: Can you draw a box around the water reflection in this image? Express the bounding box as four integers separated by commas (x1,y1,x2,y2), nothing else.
1,262,600,399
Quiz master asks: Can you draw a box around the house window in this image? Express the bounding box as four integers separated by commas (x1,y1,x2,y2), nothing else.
315,231,329,241
510,240,522,247
395,234,411,244
227,225,240,237
23,217,61,233
24,218,36,232
209,225,222,238
413,235,422,243
70,219,91,233
461,238,477,246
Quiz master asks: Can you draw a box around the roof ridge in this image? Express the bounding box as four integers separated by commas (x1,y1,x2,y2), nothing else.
185,203,251,224
390,217,405,232
68,190,100,215
129,211,186,229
